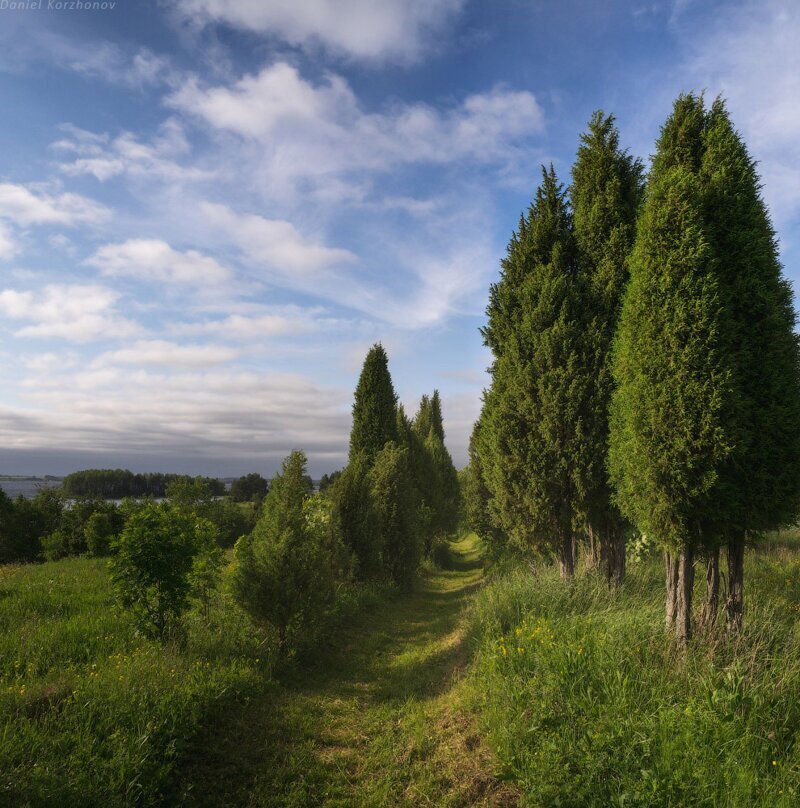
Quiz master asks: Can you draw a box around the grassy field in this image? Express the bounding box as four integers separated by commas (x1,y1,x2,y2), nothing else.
468,531,800,806
0,554,273,805
0,534,513,806
4,531,798,806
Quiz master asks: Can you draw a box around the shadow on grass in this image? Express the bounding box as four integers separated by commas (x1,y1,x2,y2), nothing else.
162,538,485,807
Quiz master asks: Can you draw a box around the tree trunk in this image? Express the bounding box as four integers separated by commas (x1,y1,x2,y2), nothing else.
725,531,745,633
607,526,626,587
675,546,695,646
558,530,575,580
665,550,679,629
699,547,720,631
586,524,600,569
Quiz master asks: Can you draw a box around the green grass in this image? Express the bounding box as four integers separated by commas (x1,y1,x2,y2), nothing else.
467,538,800,807
0,536,513,806
0,555,274,806
164,533,516,806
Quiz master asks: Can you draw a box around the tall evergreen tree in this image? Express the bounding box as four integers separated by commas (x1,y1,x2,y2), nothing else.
609,94,733,645
369,442,422,588
349,343,398,463
478,165,586,578
571,111,644,584
700,98,800,631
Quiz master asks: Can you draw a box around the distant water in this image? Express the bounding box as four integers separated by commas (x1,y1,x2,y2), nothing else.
0,479,62,499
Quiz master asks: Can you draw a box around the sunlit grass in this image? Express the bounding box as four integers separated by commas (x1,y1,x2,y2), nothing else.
468,538,800,806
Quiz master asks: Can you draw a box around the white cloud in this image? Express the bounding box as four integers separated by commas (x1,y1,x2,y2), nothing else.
200,201,356,273
169,63,544,201
679,0,800,228
172,310,321,339
85,239,232,285
0,223,17,260
53,120,213,183
94,339,239,368
0,284,141,342
172,0,464,62
1,366,352,467
0,183,108,227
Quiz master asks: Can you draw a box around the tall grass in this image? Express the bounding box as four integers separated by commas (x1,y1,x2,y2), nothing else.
0,556,273,805
468,541,800,806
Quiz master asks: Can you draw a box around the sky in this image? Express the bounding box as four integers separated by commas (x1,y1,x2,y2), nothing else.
0,0,798,477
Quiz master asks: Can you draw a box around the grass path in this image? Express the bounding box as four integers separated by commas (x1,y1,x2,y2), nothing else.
169,534,518,807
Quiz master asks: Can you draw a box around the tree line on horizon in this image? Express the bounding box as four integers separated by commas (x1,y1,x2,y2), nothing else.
465,93,800,645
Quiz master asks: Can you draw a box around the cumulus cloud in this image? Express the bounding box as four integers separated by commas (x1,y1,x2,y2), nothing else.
85,239,232,285
171,0,465,62
0,284,141,342
168,63,544,200
0,183,108,227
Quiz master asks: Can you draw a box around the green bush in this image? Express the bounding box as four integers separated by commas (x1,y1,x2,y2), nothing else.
110,503,217,640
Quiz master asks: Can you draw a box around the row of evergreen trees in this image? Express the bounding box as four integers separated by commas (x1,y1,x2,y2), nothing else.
467,94,800,644
231,344,461,647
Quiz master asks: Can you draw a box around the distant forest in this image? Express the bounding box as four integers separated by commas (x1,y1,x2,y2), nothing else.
62,469,226,499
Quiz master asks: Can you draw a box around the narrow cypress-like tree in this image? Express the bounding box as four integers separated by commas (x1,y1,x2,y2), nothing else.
609,94,733,645
571,111,643,585
349,343,398,463
700,99,800,631
370,442,422,589
478,165,586,578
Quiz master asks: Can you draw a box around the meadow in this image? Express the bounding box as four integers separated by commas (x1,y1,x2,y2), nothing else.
467,531,800,806
2,531,800,805
0,552,273,805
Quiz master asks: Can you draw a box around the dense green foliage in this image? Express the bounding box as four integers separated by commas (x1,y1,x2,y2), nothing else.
231,451,334,646
229,472,269,503
0,554,273,805
369,442,422,589
110,503,218,639
349,343,398,462
571,111,643,583
478,166,586,577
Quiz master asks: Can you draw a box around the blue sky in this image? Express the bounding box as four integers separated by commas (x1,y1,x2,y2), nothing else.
0,0,797,476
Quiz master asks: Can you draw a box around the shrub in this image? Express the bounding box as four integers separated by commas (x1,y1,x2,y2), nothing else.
109,502,216,640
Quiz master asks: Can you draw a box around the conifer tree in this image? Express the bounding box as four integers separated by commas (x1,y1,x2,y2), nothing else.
463,413,505,551
231,451,332,648
412,391,460,542
609,94,733,644
329,452,380,579
478,165,586,578
571,111,643,584
369,442,422,588
349,343,398,462
700,99,800,631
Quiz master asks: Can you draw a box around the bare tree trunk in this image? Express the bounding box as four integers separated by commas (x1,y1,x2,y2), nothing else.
607,526,626,587
699,547,720,631
676,546,695,647
586,524,600,569
558,530,575,580
725,531,745,633
665,550,679,629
